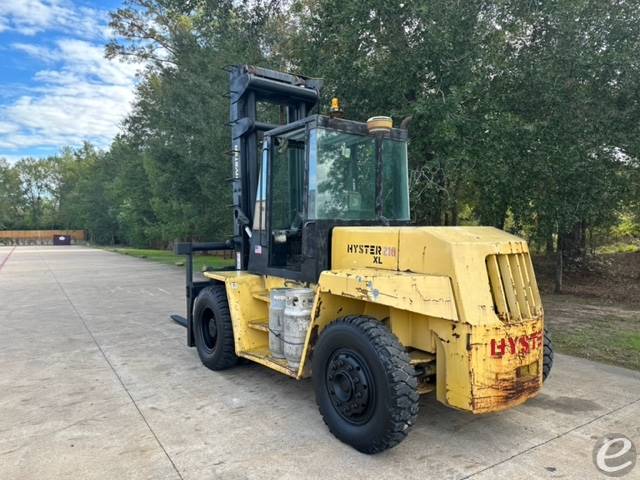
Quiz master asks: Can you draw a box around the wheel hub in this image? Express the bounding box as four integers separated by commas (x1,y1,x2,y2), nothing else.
202,309,217,349
326,350,373,423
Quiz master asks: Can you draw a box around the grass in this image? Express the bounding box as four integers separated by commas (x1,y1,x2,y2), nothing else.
107,247,234,272
547,315,640,371
622,333,640,352
596,242,640,254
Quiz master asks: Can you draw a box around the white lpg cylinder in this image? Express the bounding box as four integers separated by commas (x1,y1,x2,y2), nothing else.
283,288,314,369
268,289,287,359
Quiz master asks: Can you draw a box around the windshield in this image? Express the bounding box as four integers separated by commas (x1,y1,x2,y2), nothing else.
308,128,410,221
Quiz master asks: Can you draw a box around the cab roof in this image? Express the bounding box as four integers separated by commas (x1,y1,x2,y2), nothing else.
264,114,408,142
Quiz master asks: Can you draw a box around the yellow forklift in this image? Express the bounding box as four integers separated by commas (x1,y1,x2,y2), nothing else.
173,65,553,453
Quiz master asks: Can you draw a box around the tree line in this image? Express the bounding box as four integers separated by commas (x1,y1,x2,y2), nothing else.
1,0,639,266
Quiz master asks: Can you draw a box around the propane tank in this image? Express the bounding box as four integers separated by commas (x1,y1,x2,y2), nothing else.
268,289,287,359
283,288,314,369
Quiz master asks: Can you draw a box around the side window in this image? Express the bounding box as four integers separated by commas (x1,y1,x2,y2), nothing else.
382,139,410,220
252,141,269,242
269,129,306,271
270,136,305,230
307,129,318,219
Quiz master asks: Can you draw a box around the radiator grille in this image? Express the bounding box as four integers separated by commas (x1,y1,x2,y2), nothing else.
486,253,542,322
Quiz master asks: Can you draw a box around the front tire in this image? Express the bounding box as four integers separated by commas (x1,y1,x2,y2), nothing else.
312,316,419,454
193,285,238,370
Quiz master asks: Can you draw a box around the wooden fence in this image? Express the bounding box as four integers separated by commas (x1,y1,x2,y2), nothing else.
0,230,86,245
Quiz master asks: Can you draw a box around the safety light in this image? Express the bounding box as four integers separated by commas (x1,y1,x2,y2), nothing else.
330,97,344,118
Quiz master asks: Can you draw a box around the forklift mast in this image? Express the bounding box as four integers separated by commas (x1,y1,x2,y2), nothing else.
228,65,323,270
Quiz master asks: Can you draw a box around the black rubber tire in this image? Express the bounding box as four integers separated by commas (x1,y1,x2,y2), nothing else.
543,330,554,381
311,316,419,454
193,285,238,371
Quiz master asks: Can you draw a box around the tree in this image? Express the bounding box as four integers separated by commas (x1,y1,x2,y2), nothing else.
0,159,25,230
107,137,157,246
106,0,287,244
14,157,58,228
53,143,120,244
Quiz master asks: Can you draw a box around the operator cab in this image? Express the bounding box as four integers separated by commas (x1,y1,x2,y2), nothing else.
249,114,410,282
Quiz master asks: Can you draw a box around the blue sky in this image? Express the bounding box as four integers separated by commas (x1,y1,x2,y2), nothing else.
0,0,140,163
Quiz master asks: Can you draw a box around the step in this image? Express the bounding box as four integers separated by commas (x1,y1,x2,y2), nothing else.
247,320,269,332
417,383,435,395
252,290,270,303
409,350,435,365
239,346,297,378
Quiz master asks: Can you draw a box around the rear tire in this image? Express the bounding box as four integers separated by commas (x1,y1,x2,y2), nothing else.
543,330,554,381
312,316,419,454
193,285,238,370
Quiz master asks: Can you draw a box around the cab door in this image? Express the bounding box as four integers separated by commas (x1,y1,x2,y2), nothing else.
268,130,306,272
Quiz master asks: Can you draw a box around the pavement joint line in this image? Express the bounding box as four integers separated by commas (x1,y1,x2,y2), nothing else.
460,395,640,479
0,246,16,273
37,250,185,480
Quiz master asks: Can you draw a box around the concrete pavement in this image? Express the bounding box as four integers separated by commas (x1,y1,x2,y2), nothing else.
0,246,638,479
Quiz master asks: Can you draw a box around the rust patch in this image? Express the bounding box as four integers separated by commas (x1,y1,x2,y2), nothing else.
472,373,541,413
354,287,369,298
313,298,323,321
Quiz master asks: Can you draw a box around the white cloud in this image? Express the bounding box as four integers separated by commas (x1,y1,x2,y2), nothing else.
11,42,60,62
0,1,144,158
0,121,18,134
20,39,139,86
0,39,140,152
0,0,108,38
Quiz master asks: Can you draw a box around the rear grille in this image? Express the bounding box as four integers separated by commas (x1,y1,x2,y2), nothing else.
486,253,542,322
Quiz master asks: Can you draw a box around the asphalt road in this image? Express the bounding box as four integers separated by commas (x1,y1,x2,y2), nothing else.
1,246,639,479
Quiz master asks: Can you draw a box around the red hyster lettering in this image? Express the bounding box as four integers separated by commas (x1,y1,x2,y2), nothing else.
490,332,543,358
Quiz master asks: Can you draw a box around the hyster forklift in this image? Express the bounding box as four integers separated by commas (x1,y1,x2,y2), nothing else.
173,65,554,454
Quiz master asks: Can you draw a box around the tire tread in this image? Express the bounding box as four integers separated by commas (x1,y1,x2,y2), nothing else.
194,284,238,370
316,315,419,454
543,330,554,381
